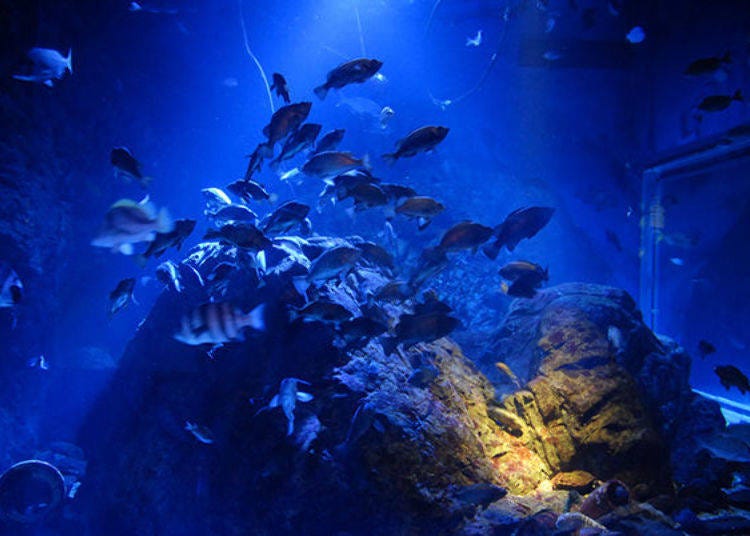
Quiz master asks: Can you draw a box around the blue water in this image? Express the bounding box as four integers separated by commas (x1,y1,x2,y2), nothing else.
1,0,749,533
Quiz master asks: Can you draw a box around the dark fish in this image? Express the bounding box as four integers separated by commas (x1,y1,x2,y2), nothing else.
306,246,362,284
698,90,743,113
408,364,440,387
414,292,452,316
337,316,388,345
302,151,369,180
244,143,266,180
139,219,196,261
0,262,22,308
452,483,507,507
408,246,448,289
320,170,379,203
226,179,270,203
346,182,388,211
498,260,548,286
208,205,258,226
204,222,271,251
438,221,494,253
605,229,623,252
109,278,136,317
292,300,353,324
314,58,383,100
261,102,312,154
380,183,418,202
502,273,544,299
202,188,232,214
174,302,266,345
315,128,345,154
483,207,555,259
111,147,151,188
261,201,311,235
381,311,460,355
714,365,750,394
270,123,322,168
396,196,445,230
382,126,449,163
270,72,291,103
685,53,731,76
357,242,394,271
698,340,716,358
372,280,412,303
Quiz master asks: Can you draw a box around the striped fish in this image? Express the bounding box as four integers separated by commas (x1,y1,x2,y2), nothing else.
174,302,265,345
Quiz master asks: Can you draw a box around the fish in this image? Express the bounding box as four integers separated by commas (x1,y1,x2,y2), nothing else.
27,354,49,371
379,106,395,129
320,170,380,204
184,421,215,444
91,198,173,255
438,221,494,253
500,272,545,298
408,364,440,387
685,53,731,76
626,26,646,44
380,184,418,203
202,188,233,215
267,378,314,435
408,246,449,290
270,123,322,169
698,340,716,358
483,207,555,259
498,262,549,296
555,512,607,532
244,144,266,180
110,147,151,188
382,126,449,163
156,260,203,293
337,316,388,347
203,222,271,251
314,58,383,100
396,197,445,230
372,280,412,303
270,72,291,103
414,291,452,316
315,129,346,154
138,219,196,261
345,182,388,211
303,246,362,286
261,102,313,154
174,302,266,345
291,300,353,324
605,229,623,252
714,365,750,394
0,262,23,308
495,362,521,389
226,179,270,203
208,205,258,226
466,30,482,47
356,242,394,271
698,90,743,113
261,201,311,235
302,151,370,180
452,483,507,507
12,47,72,87
109,278,137,317
381,311,460,355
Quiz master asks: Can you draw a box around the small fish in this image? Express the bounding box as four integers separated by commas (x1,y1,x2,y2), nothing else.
337,316,388,347
155,260,182,292
345,182,388,211
315,129,346,154
303,246,362,286
314,58,383,100
408,364,440,387
498,261,548,286
13,47,72,87
357,242,394,271
208,205,258,226
302,151,370,180
270,123,322,168
222,77,239,88
381,311,460,355
67,481,81,499
111,147,152,188
408,246,449,290
139,219,196,261
605,229,623,252
372,280,412,303
91,198,173,255
414,291,452,316
670,257,684,266
0,262,22,308
261,201,311,235
270,72,291,103
438,221,494,253
261,102,313,154
396,196,445,230
204,222,271,251
267,378,314,435
174,302,266,345
291,300,353,324
28,354,49,370
379,106,395,129
109,278,137,316
483,206,555,259
495,362,521,389
697,90,743,113
184,421,215,444
626,26,646,44
382,126,449,163
380,184,418,203
244,143,266,180
698,340,716,358
714,365,750,394
202,188,233,215
226,179,270,203
466,30,482,47
500,275,542,299
685,53,731,76
556,512,607,532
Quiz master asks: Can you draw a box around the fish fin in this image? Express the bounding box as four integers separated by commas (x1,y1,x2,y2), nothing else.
481,241,501,260
287,417,294,436
313,85,328,100
381,336,399,356
119,243,135,256
268,395,279,408
296,392,314,402
66,48,73,74
245,303,266,332
362,153,371,171
156,207,173,233
44,79,54,87
255,250,267,272
292,277,310,299
417,217,431,230
381,153,397,165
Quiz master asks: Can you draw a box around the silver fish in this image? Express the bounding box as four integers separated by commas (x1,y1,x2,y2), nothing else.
267,378,314,435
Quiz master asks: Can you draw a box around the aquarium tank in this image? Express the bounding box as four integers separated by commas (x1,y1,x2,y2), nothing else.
1,0,749,534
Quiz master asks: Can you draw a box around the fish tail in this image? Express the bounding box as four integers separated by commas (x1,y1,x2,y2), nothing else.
381,153,397,165
66,48,73,75
734,89,744,102
240,303,266,332
417,217,431,231
313,84,329,100
481,240,501,260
